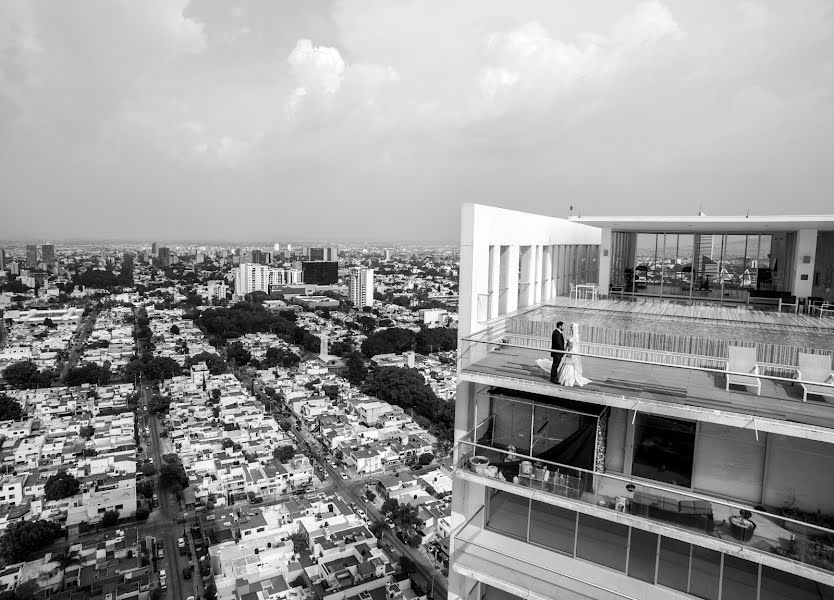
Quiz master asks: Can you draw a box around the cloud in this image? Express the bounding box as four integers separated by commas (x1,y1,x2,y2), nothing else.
478,2,682,111
288,39,345,96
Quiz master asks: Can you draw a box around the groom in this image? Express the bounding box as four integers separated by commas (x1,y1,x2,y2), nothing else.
550,321,566,384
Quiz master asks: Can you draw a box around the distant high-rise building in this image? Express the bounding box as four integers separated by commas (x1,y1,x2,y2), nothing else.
233,263,295,296
384,249,391,262
25,244,38,268
302,261,339,285
326,246,339,262
157,247,171,267
0,248,6,271
151,242,159,256
273,243,281,252
252,249,268,265
41,244,56,265
309,247,325,261
348,267,374,307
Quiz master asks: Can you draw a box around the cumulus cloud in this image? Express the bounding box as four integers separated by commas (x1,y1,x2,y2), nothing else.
288,39,345,95
286,38,398,116
478,1,683,109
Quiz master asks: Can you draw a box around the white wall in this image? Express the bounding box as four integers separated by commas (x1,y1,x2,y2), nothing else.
791,229,818,298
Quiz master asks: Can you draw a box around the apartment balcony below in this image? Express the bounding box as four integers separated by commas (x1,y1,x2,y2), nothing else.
461,298,834,440
453,436,834,595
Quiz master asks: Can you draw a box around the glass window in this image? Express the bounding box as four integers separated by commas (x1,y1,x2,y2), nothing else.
627,528,658,583
576,513,628,572
657,537,689,593
760,566,833,600
689,546,720,600
721,555,758,600
485,490,529,540
529,501,575,554
632,415,696,488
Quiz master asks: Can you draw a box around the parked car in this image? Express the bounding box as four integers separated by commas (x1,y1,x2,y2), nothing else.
177,537,186,548
356,509,366,519
340,472,348,480
396,531,407,543
251,496,264,504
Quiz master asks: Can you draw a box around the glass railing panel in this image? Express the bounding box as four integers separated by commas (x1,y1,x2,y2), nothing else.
528,500,575,555
456,439,834,577
458,336,834,420
627,528,659,584
576,513,628,572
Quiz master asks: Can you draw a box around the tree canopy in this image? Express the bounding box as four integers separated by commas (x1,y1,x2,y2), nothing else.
0,520,62,563
44,471,81,501
226,341,251,365
272,445,295,463
362,367,453,442
360,328,415,357
1,361,53,390
148,394,172,414
187,352,227,375
64,362,110,386
262,346,300,369
0,395,23,421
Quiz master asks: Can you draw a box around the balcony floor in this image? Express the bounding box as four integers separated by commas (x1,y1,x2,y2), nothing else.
461,344,834,433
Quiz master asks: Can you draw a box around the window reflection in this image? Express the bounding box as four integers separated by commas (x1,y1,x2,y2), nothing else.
632,415,696,488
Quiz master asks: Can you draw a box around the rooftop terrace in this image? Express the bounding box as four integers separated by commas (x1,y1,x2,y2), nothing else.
461,297,834,440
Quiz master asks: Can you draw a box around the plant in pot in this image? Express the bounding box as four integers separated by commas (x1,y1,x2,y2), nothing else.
729,509,757,542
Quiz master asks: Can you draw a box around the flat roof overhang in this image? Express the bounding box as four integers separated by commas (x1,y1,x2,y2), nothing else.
570,215,834,233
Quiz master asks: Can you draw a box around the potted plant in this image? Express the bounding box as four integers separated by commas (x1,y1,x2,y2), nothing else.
469,455,490,476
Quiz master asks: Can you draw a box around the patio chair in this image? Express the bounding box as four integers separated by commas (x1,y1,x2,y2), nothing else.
813,302,834,318
725,346,761,395
797,353,834,402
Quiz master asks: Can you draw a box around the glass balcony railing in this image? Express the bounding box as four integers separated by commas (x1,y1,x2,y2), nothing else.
453,435,834,580
458,334,834,430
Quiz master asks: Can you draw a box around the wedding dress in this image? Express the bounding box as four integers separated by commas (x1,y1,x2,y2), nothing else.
535,327,591,387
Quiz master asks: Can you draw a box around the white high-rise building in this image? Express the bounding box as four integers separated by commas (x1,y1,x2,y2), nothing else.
234,263,280,296
348,267,374,308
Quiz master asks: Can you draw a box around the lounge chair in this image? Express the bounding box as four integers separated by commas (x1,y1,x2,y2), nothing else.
725,346,761,395
797,353,834,402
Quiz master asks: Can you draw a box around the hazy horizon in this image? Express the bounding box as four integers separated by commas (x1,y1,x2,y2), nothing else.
2,1,833,240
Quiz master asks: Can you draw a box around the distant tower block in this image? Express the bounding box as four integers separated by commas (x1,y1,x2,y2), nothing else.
319,334,328,361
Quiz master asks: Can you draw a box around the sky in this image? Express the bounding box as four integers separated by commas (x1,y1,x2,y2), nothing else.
1,1,833,242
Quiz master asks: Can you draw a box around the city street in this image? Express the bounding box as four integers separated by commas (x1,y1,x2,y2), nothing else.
142,384,201,600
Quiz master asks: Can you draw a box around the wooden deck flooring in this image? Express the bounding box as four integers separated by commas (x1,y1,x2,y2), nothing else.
529,296,834,330
464,345,834,432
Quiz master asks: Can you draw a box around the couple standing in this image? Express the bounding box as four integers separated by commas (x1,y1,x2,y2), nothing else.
536,321,591,387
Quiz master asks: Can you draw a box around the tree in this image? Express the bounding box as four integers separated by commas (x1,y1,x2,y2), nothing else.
187,352,227,375
170,324,180,335
288,532,308,553
101,510,119,527
148,394,172,414
272,446,295,463
263,346,300,369
360,328,415,357
226,341,251,366
160,462,188,490
369,520,387,539
42,317,56,328
144,357,181,381
381,498,399,516
204,582,217,600
418,452,434,466
44,471,81,501
0,395,23,421
2,361,41,389
64,363,107,386
0,520,62,563
54,548,81,580
398,555,416,575
415,327,458,354
137,479,156,499
221,438,235,449
141,463,157,476
344,352,367,386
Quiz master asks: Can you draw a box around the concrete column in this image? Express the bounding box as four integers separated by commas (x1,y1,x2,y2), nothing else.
792,229,818,298
534,245,544,304
519,245,535,308
542,246,554,301
499,245,519,314
598,228,612,295
488,245,500,320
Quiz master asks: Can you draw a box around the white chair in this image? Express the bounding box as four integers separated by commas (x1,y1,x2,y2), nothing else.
813,302,834,318
797,353,834,402
569,283,578,300
725,346,761,395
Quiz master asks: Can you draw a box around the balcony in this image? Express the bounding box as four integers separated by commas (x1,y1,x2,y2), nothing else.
454,423,834,590
460,299,834,439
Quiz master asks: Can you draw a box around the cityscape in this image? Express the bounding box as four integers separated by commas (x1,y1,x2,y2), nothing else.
2,3,834,600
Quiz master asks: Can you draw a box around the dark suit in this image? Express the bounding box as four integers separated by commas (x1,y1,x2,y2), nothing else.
550,328,566,383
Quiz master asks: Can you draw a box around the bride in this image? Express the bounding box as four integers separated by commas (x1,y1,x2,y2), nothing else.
536,323,591,387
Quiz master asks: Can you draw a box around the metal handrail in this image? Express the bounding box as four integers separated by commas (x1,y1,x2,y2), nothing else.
455,438,834,538
460,335,834,390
